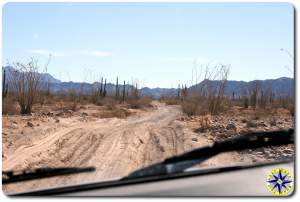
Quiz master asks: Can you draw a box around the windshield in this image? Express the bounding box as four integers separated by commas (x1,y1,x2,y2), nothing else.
2,2,294,194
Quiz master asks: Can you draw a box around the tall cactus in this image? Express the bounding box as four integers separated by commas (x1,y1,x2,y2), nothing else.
115,77,119,99
99,77,103,97
134,83,138,98
103,78,107,97
122,80,126,103
2,69,8,99
177,84,180,99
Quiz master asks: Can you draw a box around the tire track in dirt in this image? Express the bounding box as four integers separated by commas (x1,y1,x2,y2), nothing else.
3,103,212,194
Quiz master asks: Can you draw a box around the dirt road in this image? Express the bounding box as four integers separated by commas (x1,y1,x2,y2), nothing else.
3,102,245,194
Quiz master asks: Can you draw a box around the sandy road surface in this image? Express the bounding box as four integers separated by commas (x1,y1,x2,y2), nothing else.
3,102,244,194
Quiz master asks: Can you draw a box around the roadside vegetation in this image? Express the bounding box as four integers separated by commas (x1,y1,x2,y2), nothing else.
2,58,294,123
162,63,294,118
2,58,153,119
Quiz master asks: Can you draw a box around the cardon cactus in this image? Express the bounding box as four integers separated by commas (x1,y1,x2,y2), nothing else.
2,69,8,98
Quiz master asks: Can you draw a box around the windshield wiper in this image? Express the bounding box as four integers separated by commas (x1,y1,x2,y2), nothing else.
124,128,294,179
2,166,95,184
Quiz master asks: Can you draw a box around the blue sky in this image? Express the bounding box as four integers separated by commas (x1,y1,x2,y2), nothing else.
2,2,294,88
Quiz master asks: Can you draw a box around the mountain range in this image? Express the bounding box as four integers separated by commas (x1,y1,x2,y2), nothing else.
2,66,294,98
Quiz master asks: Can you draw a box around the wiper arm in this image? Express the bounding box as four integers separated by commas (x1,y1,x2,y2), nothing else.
2,166,95,184
124,128,294,179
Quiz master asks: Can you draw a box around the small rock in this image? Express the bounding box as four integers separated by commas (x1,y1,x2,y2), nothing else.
27,122,34,127
268,153,275,158
67,110,74,114
241,119,247,123
226,123,237,131
192,138,198,142
55,111,64,116
11,123,18,129
283,149,294,154
55,119,60,123
257,121,267,127
270,119,277,126
47,112,54,116
81,112,88,116
138,138,144,144
247,121,257,128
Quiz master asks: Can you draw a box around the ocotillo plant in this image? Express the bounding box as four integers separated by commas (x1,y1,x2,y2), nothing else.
2,69,8,99
122,80,126,103
115,77,119,99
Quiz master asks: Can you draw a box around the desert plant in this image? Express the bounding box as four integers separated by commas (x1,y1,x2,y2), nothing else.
9,58,43,114
115,77,119,100
122,80,126,103
243,97,249,109
177,84,181,100
2,69,8,99
127,97,152,109
206,64,230,115
180,63,230,116
249,81,260,109
103,79,107,97
99,77,103,96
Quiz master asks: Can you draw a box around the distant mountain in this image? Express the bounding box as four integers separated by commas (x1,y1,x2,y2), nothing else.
3,66,61,84
2,66,294,98
189,77,294,98
140,87,178,98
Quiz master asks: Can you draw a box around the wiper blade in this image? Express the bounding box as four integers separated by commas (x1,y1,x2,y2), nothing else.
124,128,294,179
2,166,95,184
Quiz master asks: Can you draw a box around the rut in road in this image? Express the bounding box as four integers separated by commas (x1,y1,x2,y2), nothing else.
3,103,199,193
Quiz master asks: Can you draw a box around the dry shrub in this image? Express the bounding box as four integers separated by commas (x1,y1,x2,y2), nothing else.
180,64,230,116
198,115,212,129
2,98,19,115
100,108,131,119
246,120,257,128
161,97,180,105
9,58,46,114
54,101,78,112
287,104,294,117
181,98,209,116
68,102,78,112
93,97,117,108
270,117,277,126
181,100,198,116
252,108,271,120
127,97,152,109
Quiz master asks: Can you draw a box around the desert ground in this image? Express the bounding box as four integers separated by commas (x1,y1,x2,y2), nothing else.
2,101,294,194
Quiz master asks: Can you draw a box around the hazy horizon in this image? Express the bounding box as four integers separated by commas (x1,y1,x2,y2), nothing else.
3,2,294,88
